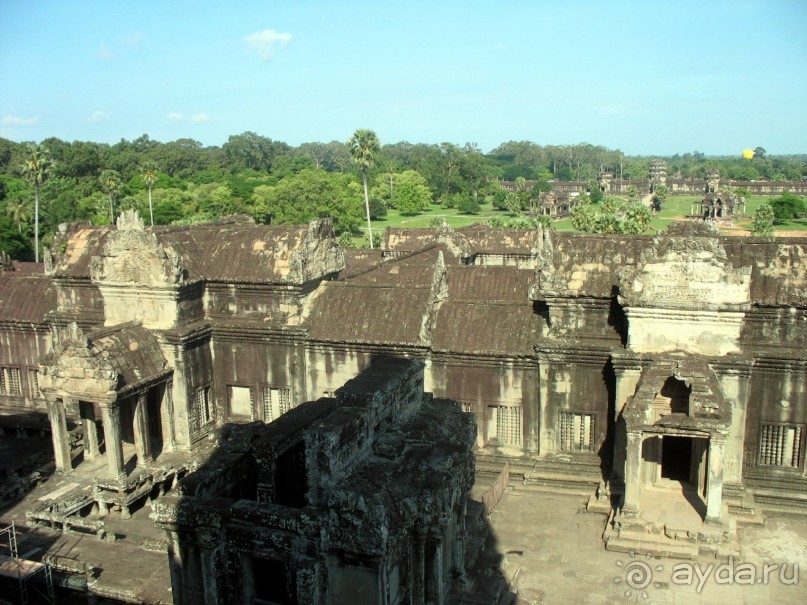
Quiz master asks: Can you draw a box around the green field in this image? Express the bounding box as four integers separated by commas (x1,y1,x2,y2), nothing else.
353,195,805,246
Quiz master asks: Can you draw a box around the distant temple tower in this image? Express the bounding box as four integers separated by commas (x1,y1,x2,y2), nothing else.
597,171,614,193
705,168,720,193
648,159,667,193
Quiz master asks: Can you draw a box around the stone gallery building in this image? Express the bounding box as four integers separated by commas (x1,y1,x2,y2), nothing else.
0,211,806,598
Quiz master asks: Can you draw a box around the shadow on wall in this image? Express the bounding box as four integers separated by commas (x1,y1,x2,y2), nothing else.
151,358,516,604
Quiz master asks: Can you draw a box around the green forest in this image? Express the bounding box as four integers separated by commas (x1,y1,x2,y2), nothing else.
1,133,806,261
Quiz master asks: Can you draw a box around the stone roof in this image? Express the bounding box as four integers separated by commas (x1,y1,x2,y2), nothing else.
0,271,57,323
723,238,807,306
623,355,732,434
457,224,543,256
306,284,433,346
48,215,344,285
39,321,168,401
537,233,648,299
435,266,542,355
153,220,343,283
446,265,532,304
433,301,541,356
382,224,545,259
88,322,169,390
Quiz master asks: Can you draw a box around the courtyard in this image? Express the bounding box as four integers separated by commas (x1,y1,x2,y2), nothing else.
489,488,806,605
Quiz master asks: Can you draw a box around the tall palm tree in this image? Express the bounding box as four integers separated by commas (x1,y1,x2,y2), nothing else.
100,170,122,224
348,129,380,248
141,161,159,226
5,197,31,233
21,144,51,263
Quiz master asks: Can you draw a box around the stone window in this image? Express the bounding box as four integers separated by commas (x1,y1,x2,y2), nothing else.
262,386,291,422
560,412,596,452
28,368,41,398
227,385,254,419
0,367,22,396
758,423,803,468
488,405,522,447
191,385,213,431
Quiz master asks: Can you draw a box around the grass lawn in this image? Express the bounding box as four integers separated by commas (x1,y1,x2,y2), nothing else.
350,195,805,246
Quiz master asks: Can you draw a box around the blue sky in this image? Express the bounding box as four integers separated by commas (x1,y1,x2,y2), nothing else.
1,0,805,155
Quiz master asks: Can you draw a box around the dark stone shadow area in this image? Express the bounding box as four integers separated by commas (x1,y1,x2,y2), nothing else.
0,413,65,604
151,358,515,605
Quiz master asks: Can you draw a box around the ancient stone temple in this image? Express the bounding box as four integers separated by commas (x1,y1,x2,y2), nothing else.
537,190,577,219
0,212,806,601
150,358,476,605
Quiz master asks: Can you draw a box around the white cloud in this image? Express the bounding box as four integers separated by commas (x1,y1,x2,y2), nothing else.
98,42,113,61
167,112,183,121
1,115,39,126
87,110,109,124
244,29,292,61
190,112,210,123
120,32,144,46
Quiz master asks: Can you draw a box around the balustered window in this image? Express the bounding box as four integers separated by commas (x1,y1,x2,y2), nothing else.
0,367,22,396
191,385,213,432
560,412,596,452
28,369,41,398
758,423,803,469
487,405,522,447
262,386,291,422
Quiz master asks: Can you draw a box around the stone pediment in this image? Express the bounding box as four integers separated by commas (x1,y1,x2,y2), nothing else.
617,222,751,311
622,355,731,435
90,210,186,286
39,322,119,400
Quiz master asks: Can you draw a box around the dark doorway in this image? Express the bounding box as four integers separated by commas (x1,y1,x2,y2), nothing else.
661,436,692,482
147,387,164,459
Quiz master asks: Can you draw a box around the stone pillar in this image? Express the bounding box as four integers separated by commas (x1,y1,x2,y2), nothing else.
46,398,72,473
411,532,426,605
536,361,552,458
622,431,643,517
197,530,220,605
164,529,187,605
424,535,443,605
80,401,100,459
612,362,642,484
706,436,725,522
133,392,154,465
101,403,126,481
160,383,177,452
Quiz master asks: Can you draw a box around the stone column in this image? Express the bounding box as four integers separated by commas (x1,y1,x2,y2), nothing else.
621,431,643,517
536,361,552,458
80,401,100,459
706,436,726,522
611,362,642,484
197,529,220,605
46,397,72,473
164,529,187,605
160,382,177,452
411,532,426,605
101,403,126,480
424,533,444,605
133,392,154,465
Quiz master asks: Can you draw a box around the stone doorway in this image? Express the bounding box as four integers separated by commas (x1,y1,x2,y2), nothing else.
661,435,693,482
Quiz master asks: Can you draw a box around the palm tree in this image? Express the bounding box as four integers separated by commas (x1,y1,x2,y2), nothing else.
5,197,31,233
141,161,159,226
20,144,51,263
348,129,380,248
100,170,122,224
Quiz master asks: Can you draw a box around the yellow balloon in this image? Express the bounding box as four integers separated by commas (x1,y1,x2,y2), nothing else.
742,149,755,159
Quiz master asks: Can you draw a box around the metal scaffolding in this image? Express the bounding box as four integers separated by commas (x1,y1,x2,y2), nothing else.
0,521,55,605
